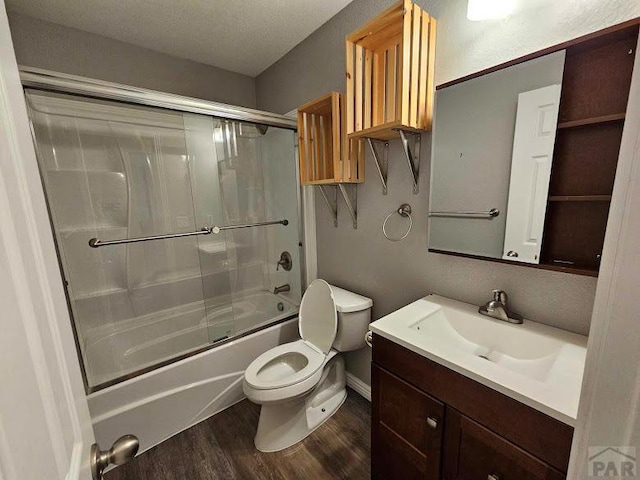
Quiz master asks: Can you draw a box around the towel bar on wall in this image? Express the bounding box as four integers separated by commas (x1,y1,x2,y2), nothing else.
428,208,500,219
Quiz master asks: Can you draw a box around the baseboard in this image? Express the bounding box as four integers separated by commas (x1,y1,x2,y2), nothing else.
346,372,371,402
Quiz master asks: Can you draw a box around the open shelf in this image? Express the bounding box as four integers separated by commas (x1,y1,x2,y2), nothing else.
558,27,637,124
541,24,638,277
557,113,625,129
549,121,624,197
541,202,610,272
347,121,423,141
536,263,599,277
548,195,612,202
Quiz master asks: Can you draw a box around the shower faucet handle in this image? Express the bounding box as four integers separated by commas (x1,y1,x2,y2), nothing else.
276,251,292,271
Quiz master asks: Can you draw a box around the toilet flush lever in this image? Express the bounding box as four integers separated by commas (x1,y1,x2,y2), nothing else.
91,435,139,480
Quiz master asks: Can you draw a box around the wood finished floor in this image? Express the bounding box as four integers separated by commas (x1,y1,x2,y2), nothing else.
105,388,371,480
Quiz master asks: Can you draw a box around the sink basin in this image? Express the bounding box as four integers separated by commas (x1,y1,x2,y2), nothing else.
369,295,588,425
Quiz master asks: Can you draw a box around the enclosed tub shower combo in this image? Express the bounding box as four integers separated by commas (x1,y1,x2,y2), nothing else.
23,68,303,452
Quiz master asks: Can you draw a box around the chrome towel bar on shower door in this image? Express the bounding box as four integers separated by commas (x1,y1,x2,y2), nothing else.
88,219,289,248
428,208,500,219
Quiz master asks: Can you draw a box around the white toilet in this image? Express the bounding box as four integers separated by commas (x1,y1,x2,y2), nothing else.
243,279,373,452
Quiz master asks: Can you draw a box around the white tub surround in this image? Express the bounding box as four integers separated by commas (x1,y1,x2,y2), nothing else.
369,295,588,425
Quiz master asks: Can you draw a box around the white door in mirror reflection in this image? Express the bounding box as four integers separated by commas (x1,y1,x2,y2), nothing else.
503,84,562,264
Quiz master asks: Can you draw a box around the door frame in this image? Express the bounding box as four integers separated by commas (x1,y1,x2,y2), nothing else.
567,35,640,478
0,2,94,478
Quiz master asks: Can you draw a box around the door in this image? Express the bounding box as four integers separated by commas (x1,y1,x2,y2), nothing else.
372,364,444,480
443,409,564,480
502,84,562,264
0,4,95,479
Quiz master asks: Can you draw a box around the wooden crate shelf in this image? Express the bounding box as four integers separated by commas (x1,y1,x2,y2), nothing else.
297,92,364,186
345,0,437,141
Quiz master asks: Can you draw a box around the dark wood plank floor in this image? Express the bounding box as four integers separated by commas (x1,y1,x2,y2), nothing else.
105,388,371,480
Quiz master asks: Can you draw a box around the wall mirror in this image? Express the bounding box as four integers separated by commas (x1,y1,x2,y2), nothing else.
428,24,639,276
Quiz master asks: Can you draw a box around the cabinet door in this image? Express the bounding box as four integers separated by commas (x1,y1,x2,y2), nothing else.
372,364,444,480
443,408,565,480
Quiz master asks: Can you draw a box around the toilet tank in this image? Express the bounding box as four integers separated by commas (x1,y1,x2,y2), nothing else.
330,285,373,352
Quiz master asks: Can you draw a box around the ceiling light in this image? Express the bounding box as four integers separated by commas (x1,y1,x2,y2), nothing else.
467,0,516,21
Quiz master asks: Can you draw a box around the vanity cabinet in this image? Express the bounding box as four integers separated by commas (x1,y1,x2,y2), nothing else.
371,334,573,480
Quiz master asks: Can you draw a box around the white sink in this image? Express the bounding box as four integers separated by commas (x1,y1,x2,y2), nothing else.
369,295,588,425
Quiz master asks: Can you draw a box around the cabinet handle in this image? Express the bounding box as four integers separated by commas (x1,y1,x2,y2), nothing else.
426,416,438,429
488,474,500,480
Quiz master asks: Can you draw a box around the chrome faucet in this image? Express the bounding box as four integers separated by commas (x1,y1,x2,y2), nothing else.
479,290,523,324
273,284,290,295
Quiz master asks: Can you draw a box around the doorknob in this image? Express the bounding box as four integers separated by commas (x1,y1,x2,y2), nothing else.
91,434,139,480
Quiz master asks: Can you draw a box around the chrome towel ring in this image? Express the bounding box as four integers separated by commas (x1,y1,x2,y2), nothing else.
383,204,413,241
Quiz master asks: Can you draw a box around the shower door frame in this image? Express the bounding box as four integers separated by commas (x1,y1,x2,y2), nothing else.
21,66,307,393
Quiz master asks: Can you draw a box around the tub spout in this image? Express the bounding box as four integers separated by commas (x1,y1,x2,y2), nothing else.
273,284,290,295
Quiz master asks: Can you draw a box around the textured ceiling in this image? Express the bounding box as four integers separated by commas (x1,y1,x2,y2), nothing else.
6,0,356,76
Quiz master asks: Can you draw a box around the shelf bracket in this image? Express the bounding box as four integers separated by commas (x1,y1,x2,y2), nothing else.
397,129,421,194
318,185,338,227
366,138,389,195
338,184,358,229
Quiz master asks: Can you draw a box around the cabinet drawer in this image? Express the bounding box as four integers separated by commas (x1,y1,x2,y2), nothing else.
372,364,444,480
444,409,565,480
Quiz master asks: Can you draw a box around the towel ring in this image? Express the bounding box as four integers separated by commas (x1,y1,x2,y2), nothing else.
383,204,413,241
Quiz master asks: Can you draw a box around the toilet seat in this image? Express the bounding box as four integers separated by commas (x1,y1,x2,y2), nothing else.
298,279,338,354
244,280,338,392
244,339,325,390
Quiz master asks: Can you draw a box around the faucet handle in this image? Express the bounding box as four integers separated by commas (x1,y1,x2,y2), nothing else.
492,289,507,305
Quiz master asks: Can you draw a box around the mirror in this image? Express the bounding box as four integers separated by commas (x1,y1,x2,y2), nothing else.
429,51,566,264
429,22,639,278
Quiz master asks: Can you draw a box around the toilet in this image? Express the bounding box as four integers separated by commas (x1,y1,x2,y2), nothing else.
243,279,373,452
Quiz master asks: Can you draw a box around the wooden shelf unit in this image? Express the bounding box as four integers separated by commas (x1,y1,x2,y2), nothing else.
345,0,436,141
548,195,612,202
557,113,625,129
540,25,639,274
297,92,364,185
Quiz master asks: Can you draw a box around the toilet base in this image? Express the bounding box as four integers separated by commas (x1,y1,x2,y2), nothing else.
254,355,347,452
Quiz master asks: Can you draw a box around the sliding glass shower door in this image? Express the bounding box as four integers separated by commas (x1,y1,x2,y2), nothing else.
26,89,301,390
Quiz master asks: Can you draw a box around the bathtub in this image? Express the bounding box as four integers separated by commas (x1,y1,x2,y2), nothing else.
84,290,298,387
86,294,299,455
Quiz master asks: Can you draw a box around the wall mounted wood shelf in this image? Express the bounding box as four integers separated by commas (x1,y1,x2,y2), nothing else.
297,92,364,186
297,92,362,228
345,0,436,142
344,0,435,195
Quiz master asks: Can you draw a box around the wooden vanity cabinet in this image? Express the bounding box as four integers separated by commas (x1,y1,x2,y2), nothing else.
372,335,573,480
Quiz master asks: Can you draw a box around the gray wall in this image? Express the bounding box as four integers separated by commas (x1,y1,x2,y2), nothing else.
7,13,256,108
430,51,565,258
256,0,599,386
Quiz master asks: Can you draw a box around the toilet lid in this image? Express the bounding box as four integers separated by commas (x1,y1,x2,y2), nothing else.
298,279,337,354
